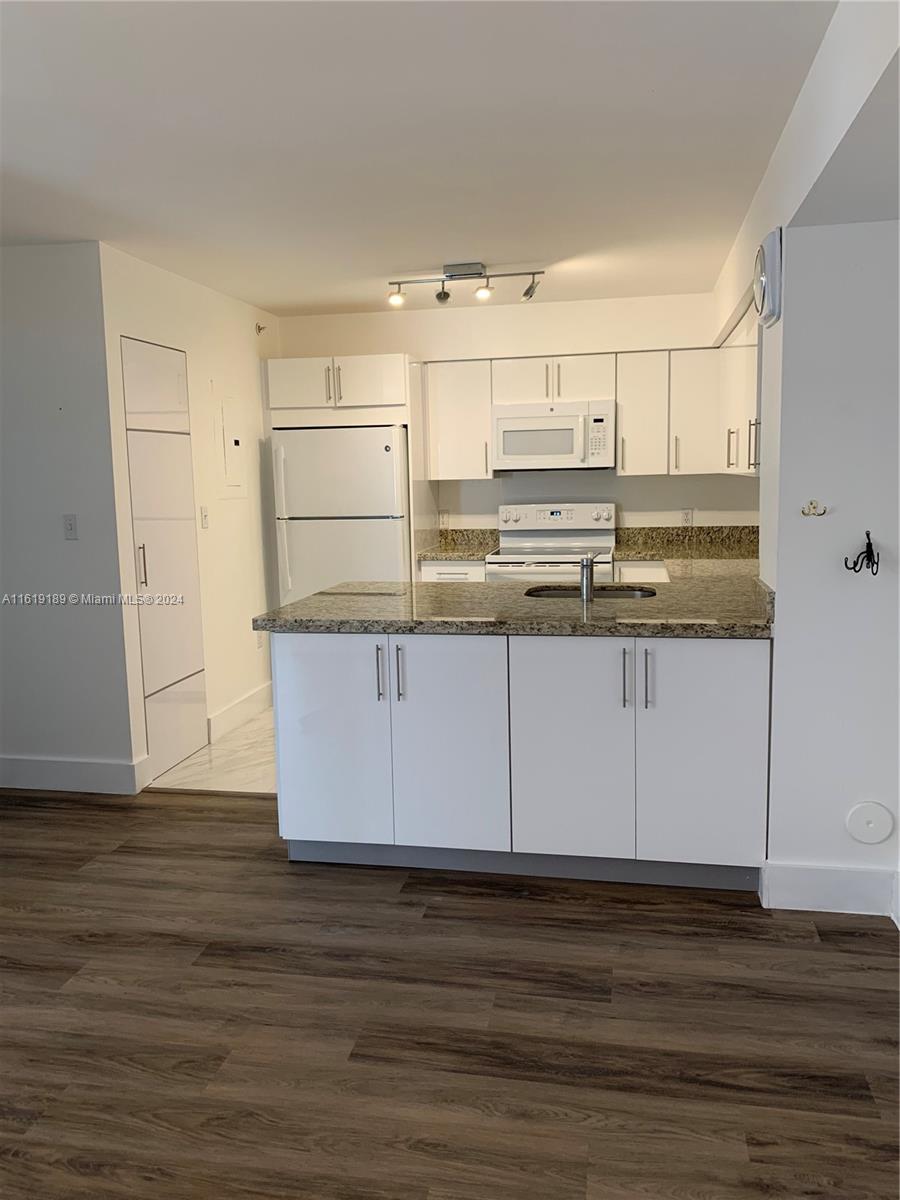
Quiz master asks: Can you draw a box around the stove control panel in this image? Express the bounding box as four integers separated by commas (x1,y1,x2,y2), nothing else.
498,502,615,530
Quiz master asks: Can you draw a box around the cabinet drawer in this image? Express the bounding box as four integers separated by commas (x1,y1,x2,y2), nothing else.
420,560,486,583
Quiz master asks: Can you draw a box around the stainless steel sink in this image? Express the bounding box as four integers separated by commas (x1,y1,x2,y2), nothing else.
524,585,657,600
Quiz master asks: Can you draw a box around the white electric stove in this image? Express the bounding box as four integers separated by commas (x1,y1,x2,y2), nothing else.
484,502,616,583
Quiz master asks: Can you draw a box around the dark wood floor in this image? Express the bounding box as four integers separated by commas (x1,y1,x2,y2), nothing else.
1,790,897,1199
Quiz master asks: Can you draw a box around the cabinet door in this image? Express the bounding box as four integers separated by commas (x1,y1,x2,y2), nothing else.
390,635,510,850
334,354,406,407
267,357,334,409
122,338,189,433
273,633,394,843
554,354,616,402
510,637,636,858
669,350,721,474
635,638,770,866
491,357,552,404
616,352,669,476
426,360,492,480
720,346,758,474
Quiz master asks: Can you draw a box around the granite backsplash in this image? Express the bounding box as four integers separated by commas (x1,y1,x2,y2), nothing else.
419,525,759,562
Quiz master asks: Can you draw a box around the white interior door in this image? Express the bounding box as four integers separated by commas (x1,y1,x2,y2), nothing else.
426,360,492,480
554,354,616,402
133,518,205,696
390,635,510,850
273,427,408,518
267,357,334,409
635,638,770,866
510,637,636,858
277,517,409,605
333,354,406,407
491,357,552,404
616,352,669,476
273,633,394,843
121,338,188,433
669,350,721,474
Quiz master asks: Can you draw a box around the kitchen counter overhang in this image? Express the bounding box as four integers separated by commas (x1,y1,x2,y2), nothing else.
253,563,772,640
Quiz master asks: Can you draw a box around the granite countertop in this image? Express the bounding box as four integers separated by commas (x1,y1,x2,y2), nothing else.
254,560,772,640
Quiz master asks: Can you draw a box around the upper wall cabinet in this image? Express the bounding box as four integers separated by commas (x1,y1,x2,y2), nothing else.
425,360,492,481
669,349,722,475
721,345,760,475
492,354,615,405
616,351,669,476
121,337,189,433
267,353,407,410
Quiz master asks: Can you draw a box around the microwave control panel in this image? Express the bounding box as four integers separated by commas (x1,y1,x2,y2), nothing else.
588,416,609,461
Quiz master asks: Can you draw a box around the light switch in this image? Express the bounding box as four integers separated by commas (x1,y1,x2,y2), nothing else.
63,514,78,540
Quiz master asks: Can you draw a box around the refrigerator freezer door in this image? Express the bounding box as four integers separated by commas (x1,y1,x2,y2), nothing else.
272,426,408,518
277,517,410,605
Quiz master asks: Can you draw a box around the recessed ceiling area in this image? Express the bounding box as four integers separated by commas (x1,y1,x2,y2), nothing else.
0,1,837,315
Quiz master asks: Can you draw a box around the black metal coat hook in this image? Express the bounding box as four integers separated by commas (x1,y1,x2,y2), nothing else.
844,531,879,576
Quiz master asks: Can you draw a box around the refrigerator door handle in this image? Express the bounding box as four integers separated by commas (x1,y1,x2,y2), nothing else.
278,445,288,518
278,521,292,594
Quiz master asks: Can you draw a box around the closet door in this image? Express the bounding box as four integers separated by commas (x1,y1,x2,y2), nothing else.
122,337,189,432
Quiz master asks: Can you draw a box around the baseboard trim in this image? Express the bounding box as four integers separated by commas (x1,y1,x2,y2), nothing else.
761,862,897,917
287,842,759,891
0,754,140,796
207,681,272,743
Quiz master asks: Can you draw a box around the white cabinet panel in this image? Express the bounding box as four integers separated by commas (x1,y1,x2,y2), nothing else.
121,338,189,433
267,357,334,409
145,671,207,780
554,355,616,402
273,634,394,843
419,560,486,583
134,518,204,696
616,352,669,476
721,346,759,475
669,350,721,475
127,431,196,520
334,354,406,407
510,637,636,858
491,357,552,405
390,635,510,851
426,360,492,480
635,638,770,866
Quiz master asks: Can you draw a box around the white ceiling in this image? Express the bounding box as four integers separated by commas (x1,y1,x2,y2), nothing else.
1,1,837,315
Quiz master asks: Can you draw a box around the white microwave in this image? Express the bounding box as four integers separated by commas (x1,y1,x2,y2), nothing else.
492,400,615,471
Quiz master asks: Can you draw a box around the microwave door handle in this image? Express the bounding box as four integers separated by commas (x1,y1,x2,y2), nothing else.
580,416,588,463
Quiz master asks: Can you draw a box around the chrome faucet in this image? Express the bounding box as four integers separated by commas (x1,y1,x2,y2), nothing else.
580,555,594,603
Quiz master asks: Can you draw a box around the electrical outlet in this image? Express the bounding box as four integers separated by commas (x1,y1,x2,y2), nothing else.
63,514,78,540
681,509,694,527
438,510,450,530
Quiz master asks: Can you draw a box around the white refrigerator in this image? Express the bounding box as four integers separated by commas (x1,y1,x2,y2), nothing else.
272,425,410,604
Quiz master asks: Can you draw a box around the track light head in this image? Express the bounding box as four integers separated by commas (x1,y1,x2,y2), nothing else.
387,285,405,307
474,279,494,301
521,274,540,302
435,285,451,305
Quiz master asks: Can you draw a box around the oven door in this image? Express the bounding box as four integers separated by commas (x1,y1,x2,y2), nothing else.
492,408,586,471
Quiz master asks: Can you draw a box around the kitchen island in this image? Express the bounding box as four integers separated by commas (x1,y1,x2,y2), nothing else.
253,562,773,889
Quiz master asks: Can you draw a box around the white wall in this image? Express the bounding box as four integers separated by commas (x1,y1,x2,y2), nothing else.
278,292,715,362
766,221,898,912
0,244,136,790
98,245,279,743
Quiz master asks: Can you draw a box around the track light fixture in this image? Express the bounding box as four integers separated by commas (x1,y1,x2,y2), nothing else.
386,263,545,307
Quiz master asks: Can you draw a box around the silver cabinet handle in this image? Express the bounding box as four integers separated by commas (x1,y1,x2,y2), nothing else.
644,647,650,708
395,644,404,700
325,364,332,404
674,435,681,471
375,643,384,700
726,427,737,469
484,441,489,476
751,419,761,469
619,436,625,472
746,419,753,471
556,361,561,398
336,363,343,403
137,543,148,587
436,571,468,579
544,361,550,398
621,646,628,709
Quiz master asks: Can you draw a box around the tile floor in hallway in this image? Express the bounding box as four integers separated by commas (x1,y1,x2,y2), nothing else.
150,708,276,795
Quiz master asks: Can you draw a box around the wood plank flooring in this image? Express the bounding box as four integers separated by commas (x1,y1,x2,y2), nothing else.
1,790,897,1199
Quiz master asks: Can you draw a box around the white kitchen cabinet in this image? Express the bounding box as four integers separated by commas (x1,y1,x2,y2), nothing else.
273,633,395,843
509,637,636,858
553,354,616,402
267,356,335,409
389,635,511,851
616,351,669,476
420,560,486,583
267,354,407,410
425,360,492,480
669,349,722,475
721,346,760,475
121,337,189,433
491,357,552,405
635,638,770,866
